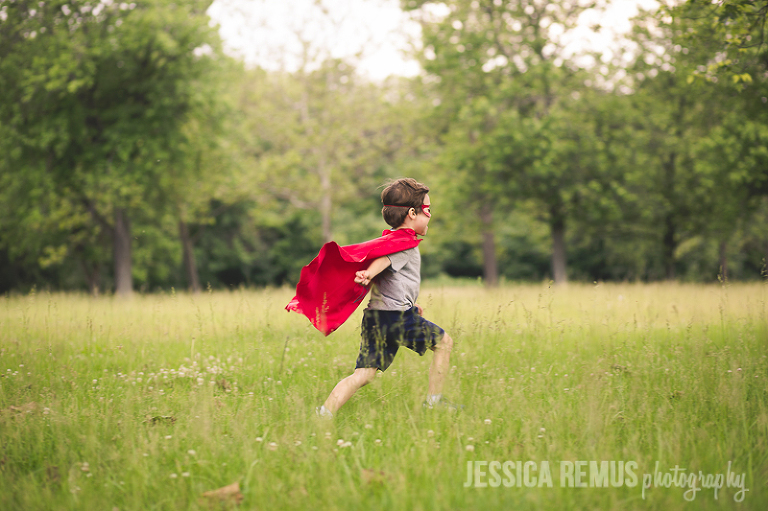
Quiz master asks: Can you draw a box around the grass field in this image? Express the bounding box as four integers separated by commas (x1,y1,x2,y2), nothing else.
0,283,766,510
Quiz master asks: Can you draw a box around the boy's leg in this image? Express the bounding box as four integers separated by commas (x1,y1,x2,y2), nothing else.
428,333,453,396
323,367,378,414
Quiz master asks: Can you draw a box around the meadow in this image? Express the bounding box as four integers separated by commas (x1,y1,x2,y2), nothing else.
0,282,766,510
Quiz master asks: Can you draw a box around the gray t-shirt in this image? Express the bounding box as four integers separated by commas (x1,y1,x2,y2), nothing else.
366,247,420,311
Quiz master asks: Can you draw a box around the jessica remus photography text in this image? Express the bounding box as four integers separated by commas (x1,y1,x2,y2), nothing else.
463,460,750,502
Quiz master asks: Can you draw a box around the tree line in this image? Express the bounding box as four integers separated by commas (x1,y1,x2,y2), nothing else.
1,0,767,295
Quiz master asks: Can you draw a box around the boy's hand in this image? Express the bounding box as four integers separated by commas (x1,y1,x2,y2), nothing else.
416,304,423,315
354,256,391,287
355,270,373,286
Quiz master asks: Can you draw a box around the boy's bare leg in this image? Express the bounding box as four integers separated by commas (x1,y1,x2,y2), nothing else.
428,333,453,396
323,367,378,414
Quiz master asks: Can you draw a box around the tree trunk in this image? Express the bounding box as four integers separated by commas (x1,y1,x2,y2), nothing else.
114,207,133,297
550,207,567,285
763,198,768,279
764,239,768,279
179,219,201,293
80,260,100,297
479,204,498,287
718,239,728,282
319,158,332,243
663,213,676,280
662,152,677,280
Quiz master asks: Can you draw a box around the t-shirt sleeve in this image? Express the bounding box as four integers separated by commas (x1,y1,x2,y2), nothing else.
386,248,414,272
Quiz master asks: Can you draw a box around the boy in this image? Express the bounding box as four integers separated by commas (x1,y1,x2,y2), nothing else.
311,178,459,418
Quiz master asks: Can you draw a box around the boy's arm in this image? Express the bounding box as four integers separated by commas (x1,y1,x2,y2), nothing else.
354,256,391,286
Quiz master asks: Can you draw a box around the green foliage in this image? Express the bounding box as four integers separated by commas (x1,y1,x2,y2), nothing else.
673,0,768,86
235,61,414,244
621,3,768,279
193,202,322,289
2,0,768,293
0,0,227,293
402,0,639,284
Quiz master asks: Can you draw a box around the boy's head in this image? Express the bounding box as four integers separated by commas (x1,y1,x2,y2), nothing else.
381,178,430,229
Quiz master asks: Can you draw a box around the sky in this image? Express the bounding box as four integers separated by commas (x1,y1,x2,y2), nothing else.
206,0,660,80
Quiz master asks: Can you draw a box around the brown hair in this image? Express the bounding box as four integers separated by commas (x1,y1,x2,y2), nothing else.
380,178,430,228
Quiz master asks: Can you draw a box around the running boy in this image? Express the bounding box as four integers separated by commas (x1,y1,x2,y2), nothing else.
315,178,458,418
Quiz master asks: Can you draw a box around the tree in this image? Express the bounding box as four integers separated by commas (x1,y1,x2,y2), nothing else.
0,0,225,295
237,61,421,246
622,2,766,280
403,0,608,285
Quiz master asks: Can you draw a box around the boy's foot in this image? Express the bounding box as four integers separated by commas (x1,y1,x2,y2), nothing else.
315,405,333,420
422,396,463,411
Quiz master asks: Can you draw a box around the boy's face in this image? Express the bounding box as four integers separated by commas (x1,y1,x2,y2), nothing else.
414,194,431,236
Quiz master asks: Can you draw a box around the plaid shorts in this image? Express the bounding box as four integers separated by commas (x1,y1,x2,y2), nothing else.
355,307,446,372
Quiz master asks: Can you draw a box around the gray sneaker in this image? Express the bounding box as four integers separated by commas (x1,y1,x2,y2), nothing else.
315,405,333,420
422,396,464,411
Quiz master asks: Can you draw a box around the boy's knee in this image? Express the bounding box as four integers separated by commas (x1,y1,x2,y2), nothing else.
353,368,377,386
433,333,453,352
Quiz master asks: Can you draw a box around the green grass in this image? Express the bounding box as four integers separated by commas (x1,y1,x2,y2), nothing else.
1,283,766,510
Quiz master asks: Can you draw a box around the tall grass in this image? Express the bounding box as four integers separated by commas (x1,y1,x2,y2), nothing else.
1,283,766,510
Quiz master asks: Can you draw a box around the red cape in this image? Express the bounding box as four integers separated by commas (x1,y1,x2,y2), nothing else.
286,229,421,335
